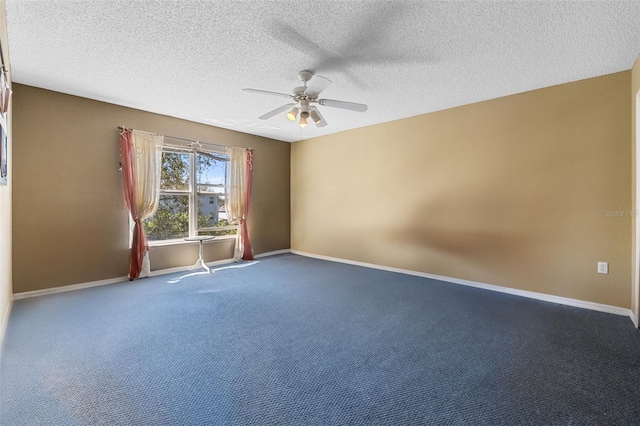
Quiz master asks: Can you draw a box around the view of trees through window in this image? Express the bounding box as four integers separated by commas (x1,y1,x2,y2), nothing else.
143,149,237,241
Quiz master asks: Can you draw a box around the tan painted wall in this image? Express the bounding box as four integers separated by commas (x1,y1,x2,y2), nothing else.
632,56,640,322
0,0,12,338
292,72,631,308
12,84,290,293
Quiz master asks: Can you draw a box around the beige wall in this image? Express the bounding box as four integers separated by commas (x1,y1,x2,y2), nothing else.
632,56,640,323
292,71,631,308
0,0,11,339
12,84,290,293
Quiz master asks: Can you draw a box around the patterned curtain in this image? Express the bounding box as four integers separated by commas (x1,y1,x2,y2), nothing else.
226,147,254,261
119,128,164,279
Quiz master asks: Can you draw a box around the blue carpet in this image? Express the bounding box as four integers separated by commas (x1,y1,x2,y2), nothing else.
1,254,639,425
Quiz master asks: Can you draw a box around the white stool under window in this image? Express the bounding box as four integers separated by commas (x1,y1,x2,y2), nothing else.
184,236,215,273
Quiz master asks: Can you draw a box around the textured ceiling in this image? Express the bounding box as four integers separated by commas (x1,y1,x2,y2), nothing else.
5,1,640,143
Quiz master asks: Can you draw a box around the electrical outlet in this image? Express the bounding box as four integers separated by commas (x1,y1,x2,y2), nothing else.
597,262,609,275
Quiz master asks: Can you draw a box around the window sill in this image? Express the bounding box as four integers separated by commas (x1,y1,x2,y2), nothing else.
148,235,236,248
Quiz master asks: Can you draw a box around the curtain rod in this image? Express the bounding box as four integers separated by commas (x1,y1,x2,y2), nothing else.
117,126,253,152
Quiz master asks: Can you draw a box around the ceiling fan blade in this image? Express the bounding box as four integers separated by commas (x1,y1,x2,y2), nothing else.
258,103,295,120
310,106,328,127
243,88,294,99
318,98,368,112
305,75,332,97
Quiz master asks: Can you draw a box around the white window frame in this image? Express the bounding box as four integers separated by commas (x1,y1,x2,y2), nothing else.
142,145,238,245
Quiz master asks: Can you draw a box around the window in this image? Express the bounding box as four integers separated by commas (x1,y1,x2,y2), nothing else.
142,147,238,242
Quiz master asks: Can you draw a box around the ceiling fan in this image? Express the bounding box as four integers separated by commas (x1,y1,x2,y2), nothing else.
243,70,367,128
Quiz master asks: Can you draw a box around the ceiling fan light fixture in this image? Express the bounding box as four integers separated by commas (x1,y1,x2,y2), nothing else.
245,70,368,130
300,101,309,117
309,108,322,125
286,106,299,121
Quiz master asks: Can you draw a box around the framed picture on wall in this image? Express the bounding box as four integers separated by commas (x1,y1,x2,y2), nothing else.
0,113,6,185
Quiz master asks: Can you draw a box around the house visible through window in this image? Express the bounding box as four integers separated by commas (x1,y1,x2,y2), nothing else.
142,146,238,242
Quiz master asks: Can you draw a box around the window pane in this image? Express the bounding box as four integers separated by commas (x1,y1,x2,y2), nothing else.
218,196,229,223
161,152,190,191
197,183,225,193
197,194,231,228
196,152,226,186
143,194,189,240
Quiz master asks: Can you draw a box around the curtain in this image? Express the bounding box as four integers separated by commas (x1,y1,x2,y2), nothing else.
119,128,164,279
226,147,254,261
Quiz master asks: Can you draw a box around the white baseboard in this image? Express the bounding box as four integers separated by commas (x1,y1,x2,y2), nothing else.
13,260,237,300
291,250,634,319
149,257,236,276
12,249,293,301
15,248,629,323
630,310,639,328
254,249,291,259
13,276,130,300
151,249,291,275
0,297,13,355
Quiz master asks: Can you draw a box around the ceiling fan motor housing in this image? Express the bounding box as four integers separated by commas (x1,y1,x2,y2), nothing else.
298,70,313,83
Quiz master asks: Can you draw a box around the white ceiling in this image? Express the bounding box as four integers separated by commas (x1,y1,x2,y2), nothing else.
5,1,640,143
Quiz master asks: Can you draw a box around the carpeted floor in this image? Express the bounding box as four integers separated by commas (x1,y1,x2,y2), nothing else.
1,254,639,425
